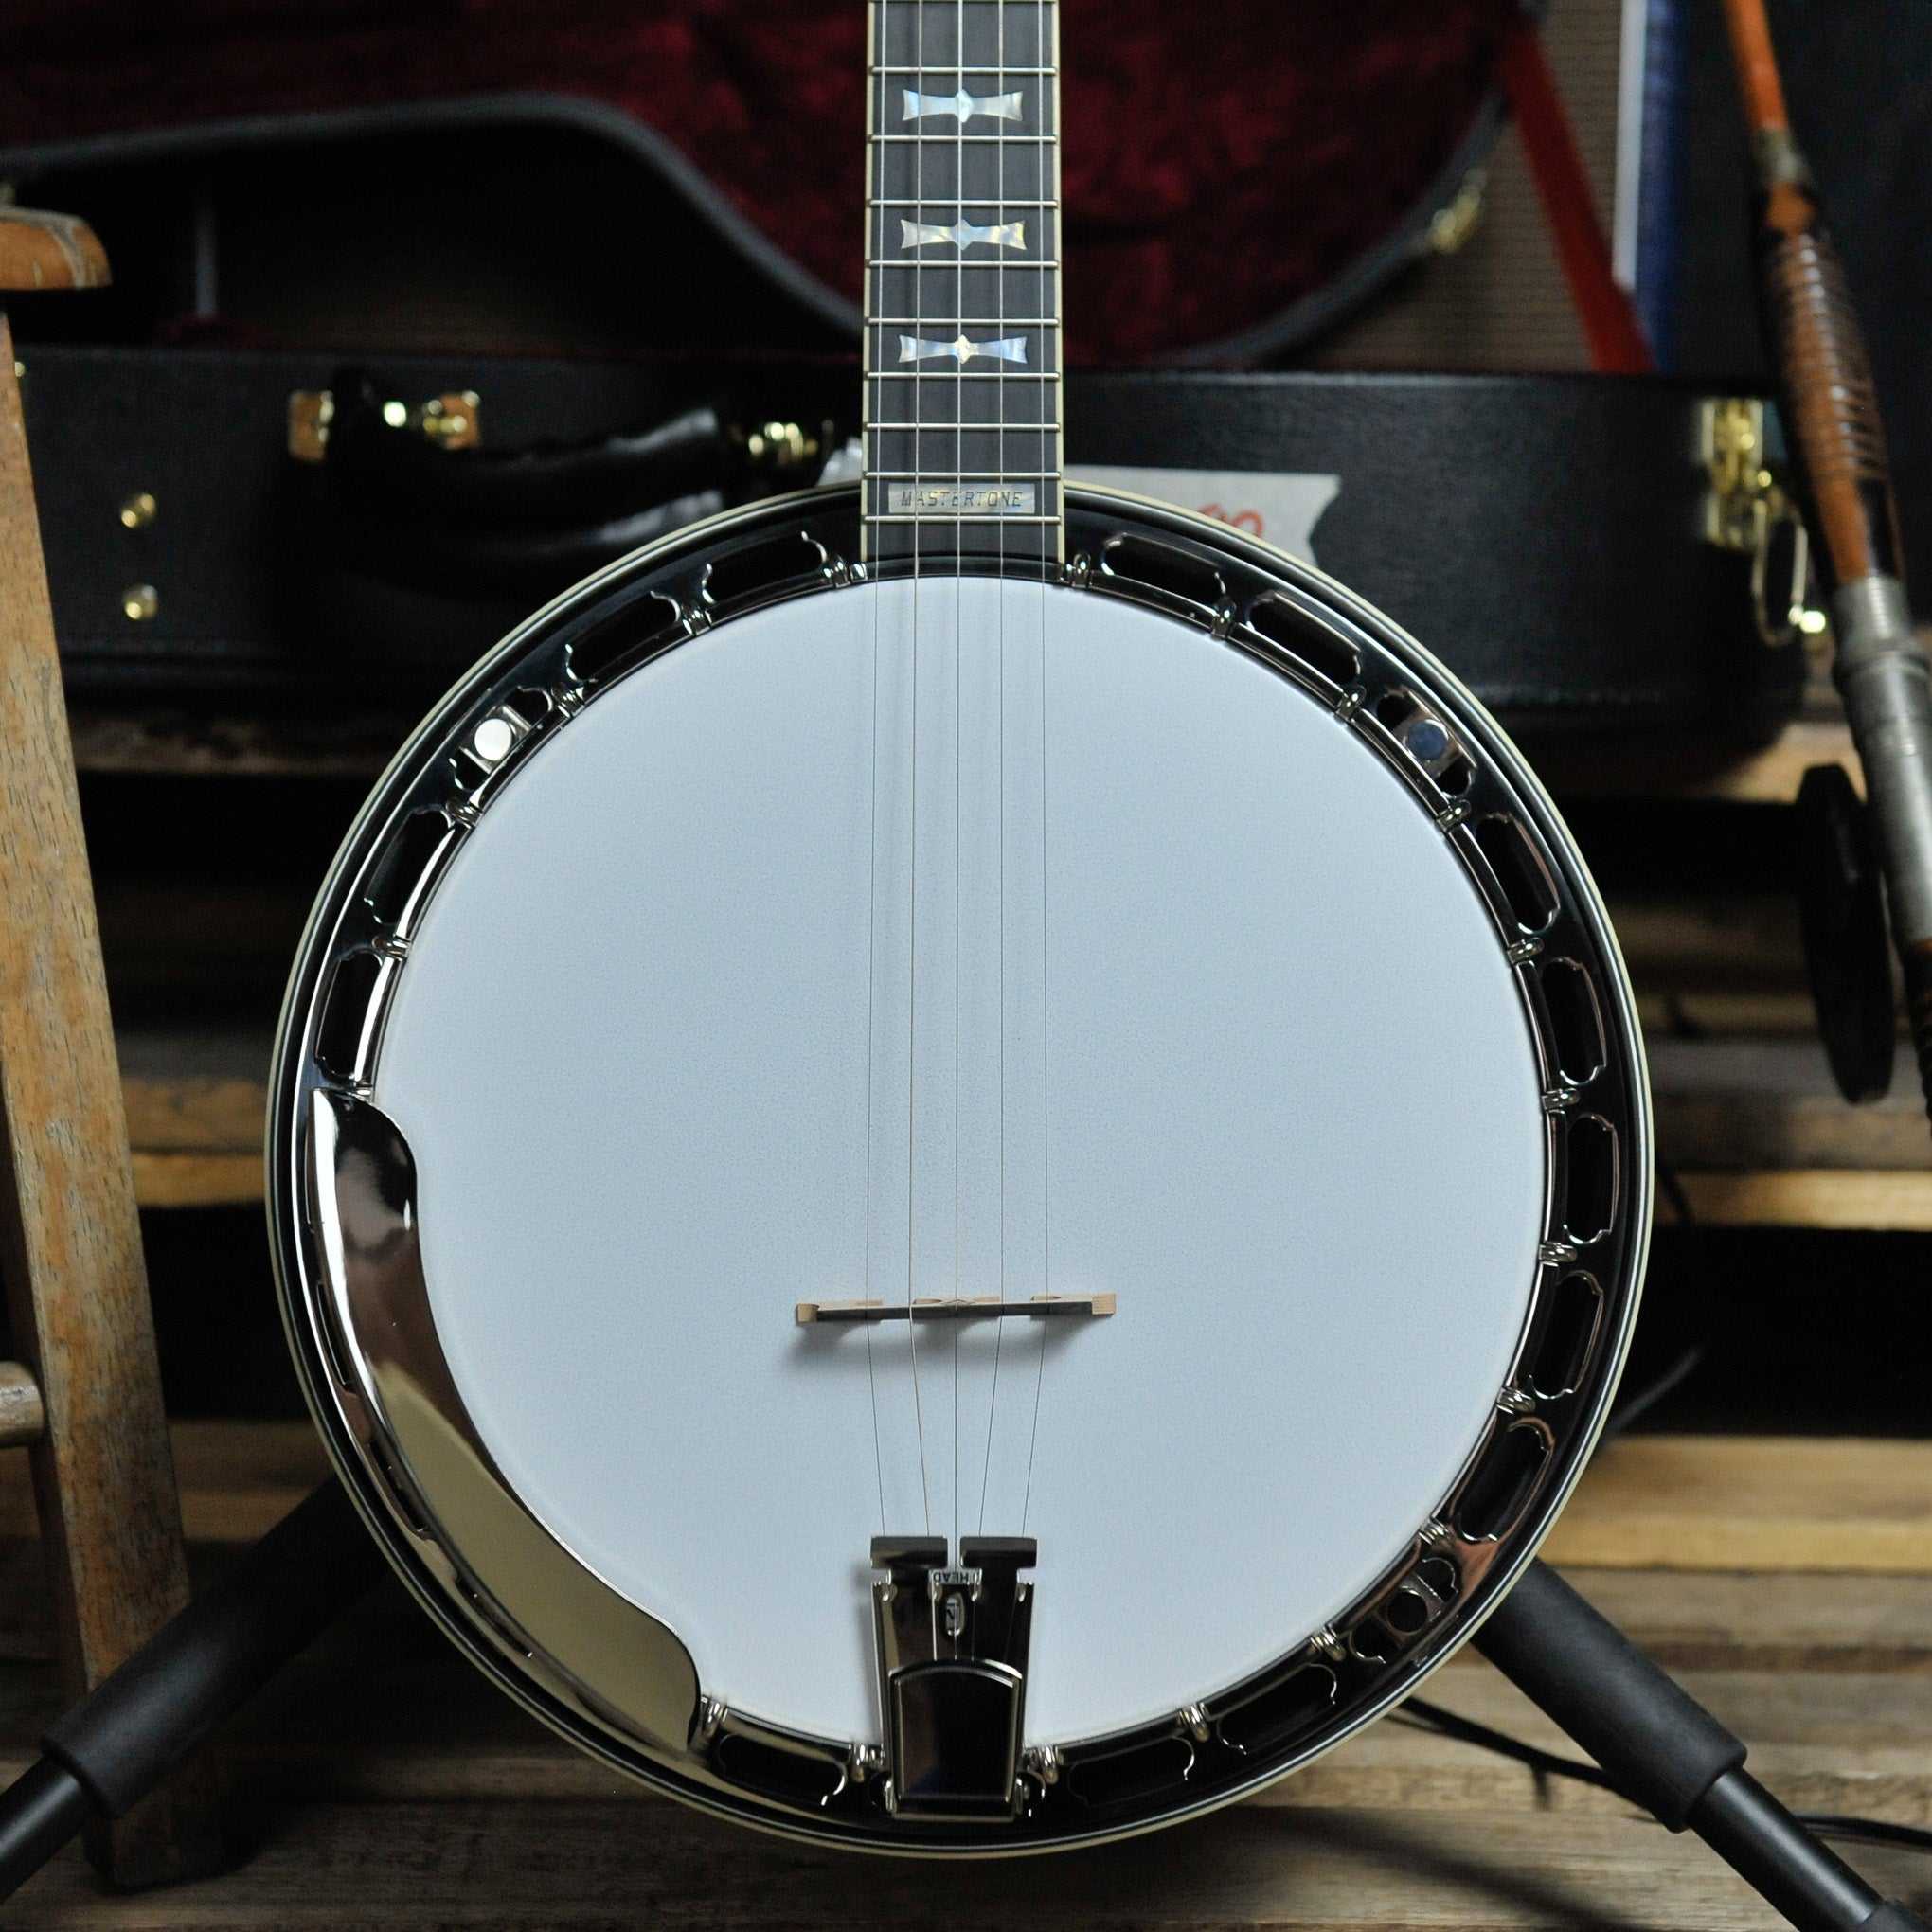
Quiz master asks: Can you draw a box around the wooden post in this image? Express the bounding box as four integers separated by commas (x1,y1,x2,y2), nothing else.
0,221,224,1886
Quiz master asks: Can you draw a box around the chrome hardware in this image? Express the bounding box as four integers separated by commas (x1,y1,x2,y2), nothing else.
457,699,544,785
1699,395,1826,648
1333,683,1368,723
740,420,827,475
796,1292,1113,1326
1496,1387,1536,1417
308,1088,702,1750
1396,707,1463,778
1506,937,1544,965
871,1535,1035,1821
269,484,1648,1849
887,483,1038,516
1428,167,1487,256
469,717,515,767
287,389,334,461
1541,1085,1579,1115
287,386,480,461
413,391,482,449
1178,1704,1210,1743
1437,797,1472,831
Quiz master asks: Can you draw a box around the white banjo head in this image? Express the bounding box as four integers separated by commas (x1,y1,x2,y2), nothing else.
271,487,1648,1850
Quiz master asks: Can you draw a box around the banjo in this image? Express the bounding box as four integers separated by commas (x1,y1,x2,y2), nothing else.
269,0,1649,1852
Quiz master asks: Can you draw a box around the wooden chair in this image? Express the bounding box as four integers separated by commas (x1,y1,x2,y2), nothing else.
0,208,224,1887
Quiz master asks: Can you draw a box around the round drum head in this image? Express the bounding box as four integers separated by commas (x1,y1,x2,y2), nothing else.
270,488,1647,1850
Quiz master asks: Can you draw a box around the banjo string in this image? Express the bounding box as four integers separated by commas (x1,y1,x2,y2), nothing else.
904,0,933,1538
1021,0,1052,1535
978,0,1010,1538
951,0,966,1552
861,0,887,1535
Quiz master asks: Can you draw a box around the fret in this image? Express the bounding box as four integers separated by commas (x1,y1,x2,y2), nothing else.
872,198,1055,208
867,369,1062,383
871,134,1059,145
868,259,1062,270
876,65,1056,77
874,317,1060,328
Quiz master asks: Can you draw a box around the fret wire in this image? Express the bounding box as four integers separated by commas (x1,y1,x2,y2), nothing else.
876,64,1056,74
865,513,1060,525
868,370,1063,382
873,197,1054,207
868,469,1058,478
868,259,1062,268
872,134,1059,144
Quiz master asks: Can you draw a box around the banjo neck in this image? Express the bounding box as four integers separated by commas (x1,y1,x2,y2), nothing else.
862,0,1064,570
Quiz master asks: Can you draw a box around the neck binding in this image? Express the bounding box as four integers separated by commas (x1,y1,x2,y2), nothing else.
862,0,1064,570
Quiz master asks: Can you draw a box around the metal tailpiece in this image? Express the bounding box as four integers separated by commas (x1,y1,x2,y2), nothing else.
871,1535,1036,1821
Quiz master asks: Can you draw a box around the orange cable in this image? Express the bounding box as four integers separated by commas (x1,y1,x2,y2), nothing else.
1719,0,1790,136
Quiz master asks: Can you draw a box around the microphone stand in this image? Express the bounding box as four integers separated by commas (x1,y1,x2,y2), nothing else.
1717,0,1932,1127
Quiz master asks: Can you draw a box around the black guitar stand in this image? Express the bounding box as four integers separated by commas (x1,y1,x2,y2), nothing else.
1475,1563,1922,1932
0,1481,1917,1931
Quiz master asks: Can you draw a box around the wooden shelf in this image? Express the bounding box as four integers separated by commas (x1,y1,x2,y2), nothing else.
0,1424,1929,1923
114,1029,1932,1227
1544,1437,1932,1572
69,712,404,779
1661,1169,1932,1230
18,1422,1904,1574
1540,718,1861,803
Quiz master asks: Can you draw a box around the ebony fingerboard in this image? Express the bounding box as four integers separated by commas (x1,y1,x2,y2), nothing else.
863,0,1063,569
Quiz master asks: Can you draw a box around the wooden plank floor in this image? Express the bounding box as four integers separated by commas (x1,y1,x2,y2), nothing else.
0,1427,1930,1925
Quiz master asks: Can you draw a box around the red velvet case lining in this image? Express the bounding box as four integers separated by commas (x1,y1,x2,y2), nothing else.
0,0,1512,362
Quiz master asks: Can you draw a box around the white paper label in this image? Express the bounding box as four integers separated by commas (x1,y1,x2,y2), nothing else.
1066,467,1341,567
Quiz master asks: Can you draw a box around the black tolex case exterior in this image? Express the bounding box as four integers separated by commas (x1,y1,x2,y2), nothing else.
21,346,1803,743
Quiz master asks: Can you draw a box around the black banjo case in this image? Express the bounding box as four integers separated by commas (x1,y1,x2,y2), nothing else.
0,0,1807,745
15,345,1803,745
